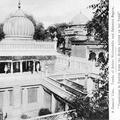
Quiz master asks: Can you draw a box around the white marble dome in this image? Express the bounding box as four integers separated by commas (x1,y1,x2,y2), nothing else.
3,8,35,40
70,12,89,25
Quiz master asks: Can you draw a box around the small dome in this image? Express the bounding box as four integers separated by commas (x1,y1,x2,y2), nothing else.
70,12,89,25
3,9,35,39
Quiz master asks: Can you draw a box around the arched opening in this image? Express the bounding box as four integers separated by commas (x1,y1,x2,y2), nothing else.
88,51,96,61
97,52,105,63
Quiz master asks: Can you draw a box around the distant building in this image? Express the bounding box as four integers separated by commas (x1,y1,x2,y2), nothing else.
64,12,105,60
64,12,89,41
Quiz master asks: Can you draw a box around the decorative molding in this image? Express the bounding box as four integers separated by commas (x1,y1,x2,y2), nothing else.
0,56,56,61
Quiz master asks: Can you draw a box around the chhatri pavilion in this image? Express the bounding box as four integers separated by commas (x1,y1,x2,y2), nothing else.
0,2,103,120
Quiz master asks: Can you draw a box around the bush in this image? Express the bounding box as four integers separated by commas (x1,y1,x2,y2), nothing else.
38,108,51,116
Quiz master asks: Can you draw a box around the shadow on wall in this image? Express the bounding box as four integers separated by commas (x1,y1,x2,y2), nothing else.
38,108,51,116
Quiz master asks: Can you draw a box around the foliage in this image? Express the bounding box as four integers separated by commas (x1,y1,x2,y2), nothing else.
55,23,69,37
90,52,109,120
72,53,109,120
47,23,68,35
25,14,47,40
55,23,69,49
47,26,56,34
47,23,69,54
38,108,51,116
86,0,109,50
33,23,46,40
46,25,56,40
0,24,5,40
55,23,69,54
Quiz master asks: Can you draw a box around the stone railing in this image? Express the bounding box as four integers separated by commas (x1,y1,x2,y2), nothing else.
49,73,85,80
26,109,76,120
0,41,57,51
43,77,75,101
55,55,100,75
56,55,93,74
0,72,45,88
49,78,86,96
48,76,87,95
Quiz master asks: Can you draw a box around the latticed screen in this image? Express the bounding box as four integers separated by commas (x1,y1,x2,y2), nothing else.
28,87,37,103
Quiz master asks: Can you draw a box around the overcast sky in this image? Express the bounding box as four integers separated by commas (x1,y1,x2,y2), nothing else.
0,0,97,28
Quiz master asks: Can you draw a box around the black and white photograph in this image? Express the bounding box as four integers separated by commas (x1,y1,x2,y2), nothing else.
0,0,109,120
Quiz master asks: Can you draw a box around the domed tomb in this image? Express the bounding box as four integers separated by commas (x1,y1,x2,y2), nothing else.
3,7,35,40
70,12,89,25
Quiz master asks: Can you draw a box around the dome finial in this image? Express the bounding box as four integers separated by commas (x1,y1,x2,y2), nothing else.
18,0,21,9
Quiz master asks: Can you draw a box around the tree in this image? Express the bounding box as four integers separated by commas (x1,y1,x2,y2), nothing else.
55,23,69,37
46,23,69,54
25,14,47,40
86,0,108,50
48,23,69,53
33,23,46,40
47,25,56,40
0,24,5,40
55,23,69,53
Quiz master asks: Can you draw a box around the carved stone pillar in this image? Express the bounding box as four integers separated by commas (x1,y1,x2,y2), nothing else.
11,62,13,73
20,61,23,73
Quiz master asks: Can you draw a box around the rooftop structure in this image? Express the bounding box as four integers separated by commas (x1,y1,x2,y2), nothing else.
62,12,105,60
3,1,34,41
